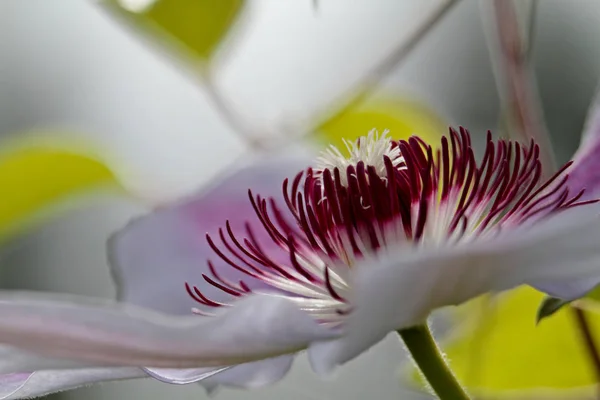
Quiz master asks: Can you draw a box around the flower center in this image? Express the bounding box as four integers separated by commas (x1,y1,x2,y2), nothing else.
314,129,405,187
186,127,596,324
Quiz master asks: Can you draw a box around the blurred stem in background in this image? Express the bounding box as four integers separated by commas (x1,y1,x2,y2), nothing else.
308,0,459,136
483,0,600,394
202,75,270,150
207,0,461,152
481,0,556,177
572,307,600,398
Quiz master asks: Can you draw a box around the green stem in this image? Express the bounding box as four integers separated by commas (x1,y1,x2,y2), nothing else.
398,325,470,400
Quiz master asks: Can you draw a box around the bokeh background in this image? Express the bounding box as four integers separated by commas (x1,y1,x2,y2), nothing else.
1,0,600,399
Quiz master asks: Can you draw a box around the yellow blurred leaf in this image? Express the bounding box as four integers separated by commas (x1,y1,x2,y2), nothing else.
407,287,600,398
315,96,447,152
102,0,244,63
0,139,120,240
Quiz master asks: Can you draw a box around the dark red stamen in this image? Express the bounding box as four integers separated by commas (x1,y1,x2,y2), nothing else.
187,127,596,317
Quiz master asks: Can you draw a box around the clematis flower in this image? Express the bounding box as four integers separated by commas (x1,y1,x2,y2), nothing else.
2,125,600,399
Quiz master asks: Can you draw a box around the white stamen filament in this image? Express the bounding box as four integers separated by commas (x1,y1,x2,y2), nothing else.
315,129,405,186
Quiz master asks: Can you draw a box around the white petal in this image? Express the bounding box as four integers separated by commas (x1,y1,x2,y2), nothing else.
0,368,145,400
531,88,600,298
567,86,600,201
0,341,292,396
145,355,293,391
143,366,229,385
531,203,600,300
109,152,313,315
201,356,294,390
576,86,600,151
0,374,31,400
0,291,336,368
309,206,600,374
0,345,90,374
531,278,598,300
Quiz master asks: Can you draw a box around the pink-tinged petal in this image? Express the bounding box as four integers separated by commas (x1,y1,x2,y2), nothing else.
0,291,336,368
109,151,313,315
566,91,600,201
144,355,293,391
0,368,145,400
308,206,600,374
0,373,30,399
534,92,600,298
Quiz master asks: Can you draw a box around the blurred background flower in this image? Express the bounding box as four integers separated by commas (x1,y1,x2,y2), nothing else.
1,0,600,399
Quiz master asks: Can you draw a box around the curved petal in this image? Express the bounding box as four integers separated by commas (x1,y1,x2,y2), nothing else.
144,355,293,391
0,291,336,369
143,366,229,385
531,279,598,300
0,368,146,400
0,345,90,374
0,374,30,400
534,92,600,298
200,356,294,391
108,150,313,315
0,339,292,395
308,206,600,374
567,88,600,201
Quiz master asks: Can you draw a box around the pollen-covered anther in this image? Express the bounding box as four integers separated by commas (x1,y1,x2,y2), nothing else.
186,127,599,322
314,129,405,187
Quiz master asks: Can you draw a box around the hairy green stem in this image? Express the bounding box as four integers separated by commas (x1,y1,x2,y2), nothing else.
398,325,470,400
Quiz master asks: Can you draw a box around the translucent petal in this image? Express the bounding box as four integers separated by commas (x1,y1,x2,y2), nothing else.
108,152,312,315
532,88,600,299
144,355,293,391
567,89,600,201
0,368,145,400
0,345,89,374
531,279,598,301
0,292,336,369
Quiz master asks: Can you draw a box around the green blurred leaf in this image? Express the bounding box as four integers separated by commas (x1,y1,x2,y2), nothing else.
537,286,600,321
0,136,122,240
102,0,244,62
537,286,600,322
407,287,600,398
537,296,572,324
314,96,447,153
